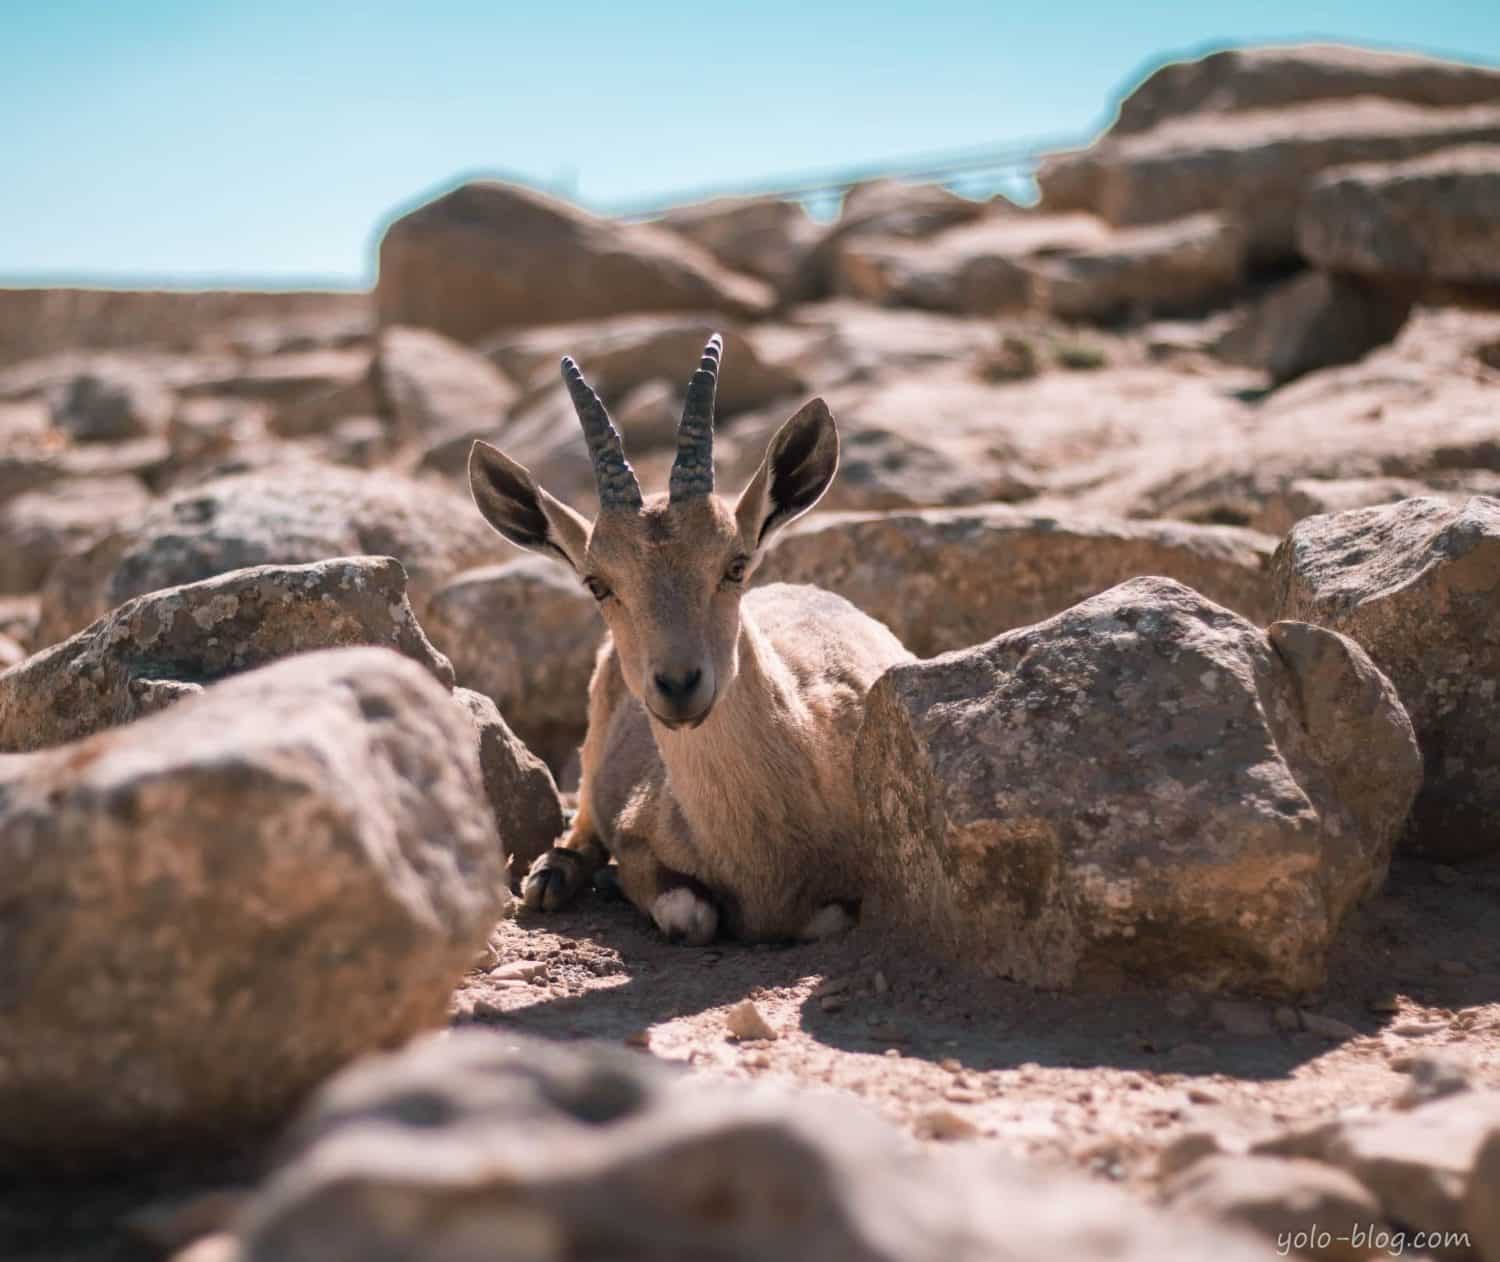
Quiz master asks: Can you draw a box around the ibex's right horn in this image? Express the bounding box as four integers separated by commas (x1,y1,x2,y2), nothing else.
561,356,642,511
669,333,722,503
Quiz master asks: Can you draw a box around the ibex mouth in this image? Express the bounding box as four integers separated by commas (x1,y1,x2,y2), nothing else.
648,706,713,732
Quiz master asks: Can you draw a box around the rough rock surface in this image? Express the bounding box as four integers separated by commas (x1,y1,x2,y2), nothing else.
423,558,602,773
1108,43,1500,137
757,506,1276,655
0,474,151,594
34,462,497,644
230,1030,1282,1262
376,181,773,343
856,578,1421,996
1272,495,1500,860
0,556,453,753
1216,271,1413,385
453,687,565,883
372,324,517,443
1298,145,1500,287
1038,99,1500,260
0,648,507,1168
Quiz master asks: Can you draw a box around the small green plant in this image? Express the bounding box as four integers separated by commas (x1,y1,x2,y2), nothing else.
1054,340,1108,371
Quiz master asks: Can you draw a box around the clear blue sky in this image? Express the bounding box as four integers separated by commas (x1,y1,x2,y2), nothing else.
2,0,1496,288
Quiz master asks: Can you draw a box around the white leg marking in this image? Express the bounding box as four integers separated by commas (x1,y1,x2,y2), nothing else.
799,903,854,941
651,887,719,946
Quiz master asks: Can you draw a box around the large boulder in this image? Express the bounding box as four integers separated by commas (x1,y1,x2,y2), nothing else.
34,463,498,644
856,578,1421,996
423,558,602,774
1298,145,1500,287
1271,495,1500,860
1038,99,1500,261
375,181,773,344
0,556,453,753
229,1030,1282,1262
1216,271,1413,385
757,506,1276,655
1108,43,1500,138
0,648,507,1168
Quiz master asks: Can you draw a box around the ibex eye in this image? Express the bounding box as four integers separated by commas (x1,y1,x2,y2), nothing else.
724,557,749,584
584,576,611,601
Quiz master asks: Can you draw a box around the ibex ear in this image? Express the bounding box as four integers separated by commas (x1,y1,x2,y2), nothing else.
468,440,590,573
734,398,839,557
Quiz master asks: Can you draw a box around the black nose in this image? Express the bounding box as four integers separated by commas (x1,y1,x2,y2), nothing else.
653,668,703,702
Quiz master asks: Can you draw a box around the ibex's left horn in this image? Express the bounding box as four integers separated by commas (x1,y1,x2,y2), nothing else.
562,356,642,511
668,333,722,502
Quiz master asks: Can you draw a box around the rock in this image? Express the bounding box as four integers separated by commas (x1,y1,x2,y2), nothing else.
47,360,173,443
1396,1054,1473,1109
231,1030,1283,1262
1469,1129,1500,1262
0,596,39,651
1028,213,1246,321
375,181,773,344
0,635,22,670
1299,1013,1360,1041
452,687,564,884
1212,1001,1275,1038
657,196,820,291
0,648,507,1168
1253,475,1500,537
726,1000,778,1042
35,463,497,644
1256,1091,1500,1240
208,348,371,406
168,397,265,470
914,1109,979,1142
1039,99,1500,262
855,578,1421,996
758,506,1275,654
830,212,1109,313
319,416,389,468
422,558,602,773
1216,271,1413,385
1108,43,1500,138
371,324,517,443
0,474,151,593
1271,496,1500,859
1162,1153,1384,1262
0,556,454,753
1299,145,1500,287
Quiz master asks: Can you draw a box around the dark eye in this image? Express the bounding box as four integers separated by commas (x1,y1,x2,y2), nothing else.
583,576,612,602
723,556,749,585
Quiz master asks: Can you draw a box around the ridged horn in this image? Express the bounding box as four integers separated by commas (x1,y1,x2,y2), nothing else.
668,333,722,502
561,355,642,511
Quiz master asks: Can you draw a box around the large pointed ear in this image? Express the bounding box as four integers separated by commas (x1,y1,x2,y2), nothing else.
468,440,591,573
734,397,839,557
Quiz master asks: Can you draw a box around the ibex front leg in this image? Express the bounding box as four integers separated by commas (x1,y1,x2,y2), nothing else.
522,804,607,912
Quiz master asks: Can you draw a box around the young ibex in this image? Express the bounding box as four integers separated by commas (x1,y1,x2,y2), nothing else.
468,334,912,944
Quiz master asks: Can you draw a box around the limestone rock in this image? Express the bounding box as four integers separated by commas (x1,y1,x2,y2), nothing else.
423,558,602,773
0,648,507,1168
1162,1153,1384,1261
375,181,773,344
1272,495,1500,859
231,1030,1282,1262
1298,145,1500,287
454,687,565,884
0,556,453,753
34,463,497,643
757,506,1275,655
856,578,1420,995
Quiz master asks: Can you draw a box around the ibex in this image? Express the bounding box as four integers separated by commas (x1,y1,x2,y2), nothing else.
468,334,911,944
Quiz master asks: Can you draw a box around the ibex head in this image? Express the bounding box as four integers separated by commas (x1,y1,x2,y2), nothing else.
469,333,838,729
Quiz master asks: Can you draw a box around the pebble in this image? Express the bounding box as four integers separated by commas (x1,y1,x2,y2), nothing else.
873,971,890,996
1300,1012,1359,1041
491,959,547,982
915,1108,979,1141
622,1029,651,1050
939,1058,962,1073
1367,994,1401,1013
819,996,847,1014
943,1086,984,1104
741,1050,771,1070
725,1000,778,1042
1389,1018,1447,1037
812,976,850,999
1211,1000,1273,1038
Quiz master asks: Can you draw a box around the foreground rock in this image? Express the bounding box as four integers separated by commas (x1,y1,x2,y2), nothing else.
376,181,773,344
857,578,1420,995
229,1031,1281,1262
35,462,497,644
757,506,1276,655
1272,495,1500,860
424,558,602,773
1298,145,1500,288
0,648,507,1168
0,556,453,753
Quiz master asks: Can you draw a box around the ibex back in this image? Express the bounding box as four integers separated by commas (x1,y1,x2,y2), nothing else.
468,334,912,944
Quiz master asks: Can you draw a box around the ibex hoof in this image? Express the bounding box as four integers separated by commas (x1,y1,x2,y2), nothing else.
651,887,718,946
799,903,855,941
523,848,586,912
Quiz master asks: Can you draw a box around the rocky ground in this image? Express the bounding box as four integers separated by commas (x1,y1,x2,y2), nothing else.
2,37,1500,1262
